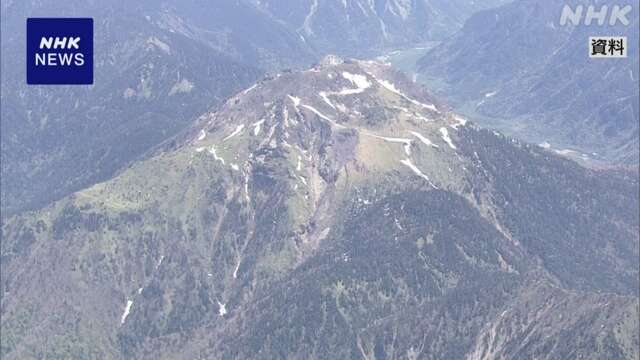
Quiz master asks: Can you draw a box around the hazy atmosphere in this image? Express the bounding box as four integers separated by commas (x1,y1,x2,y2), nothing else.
1,0,639,358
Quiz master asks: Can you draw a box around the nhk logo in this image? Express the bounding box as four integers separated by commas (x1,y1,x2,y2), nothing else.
27,18,93,85
559,5,633,26
36,37,85,66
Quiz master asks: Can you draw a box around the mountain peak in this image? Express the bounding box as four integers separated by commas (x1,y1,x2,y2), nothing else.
187,59,468,196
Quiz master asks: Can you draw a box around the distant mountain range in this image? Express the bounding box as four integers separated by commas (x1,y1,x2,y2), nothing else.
417,0,639,165
250,0,511,57
2,57,637,359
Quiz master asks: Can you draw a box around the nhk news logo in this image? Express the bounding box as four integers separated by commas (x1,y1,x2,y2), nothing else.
26,18,93,85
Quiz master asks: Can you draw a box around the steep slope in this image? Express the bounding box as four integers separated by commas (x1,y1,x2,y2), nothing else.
1,58,638,358
0,0,315,215
250,0,511,57
417,0,639,165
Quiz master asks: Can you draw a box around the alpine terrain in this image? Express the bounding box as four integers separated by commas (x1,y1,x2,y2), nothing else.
417,0,640,165
2,57,638,359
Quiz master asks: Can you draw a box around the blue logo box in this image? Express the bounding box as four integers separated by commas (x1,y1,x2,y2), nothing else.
26,18,93,85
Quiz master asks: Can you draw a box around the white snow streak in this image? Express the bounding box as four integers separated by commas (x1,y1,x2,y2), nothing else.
208,146,226,164
341,72,371,91
319,91,336,109
409,131,439,148
301,104,346,128
318,72,371,109
400,159,437,188
242,84,257,94
451,115,467,129
197,129,206,141
371,134,412,156
120,300,134,325
370,74,439,113
439,127,456,149
223,124,245,141
288,95,301,107
252,119,265,136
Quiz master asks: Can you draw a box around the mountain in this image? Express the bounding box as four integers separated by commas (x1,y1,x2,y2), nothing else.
251,0,511,57
2,57,638,359
0,0,316,215
1,0,517,216
417,0,639,165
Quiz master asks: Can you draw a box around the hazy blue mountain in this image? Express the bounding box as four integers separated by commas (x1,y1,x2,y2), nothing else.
0,0,316,215
2,58,637,359
251,0,512,57
417,0,639,165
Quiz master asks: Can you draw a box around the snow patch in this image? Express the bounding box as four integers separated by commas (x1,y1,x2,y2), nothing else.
218,301,227,317
252,119,265,136
301,104,345,128
120,300,134,325
394,217,403,230
242,84,257,94
197,129,206,141
319,91,335,109
371,75,439,112
400,159,437,188
451,115,467,129
554,148,578,156
318,72,371,106
341,72,371,91
223,124,245,141
208,146,226,164
243,168,251,203
371,135,412,156
410,131,439,148
439,127,456,150
288,95,301,107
